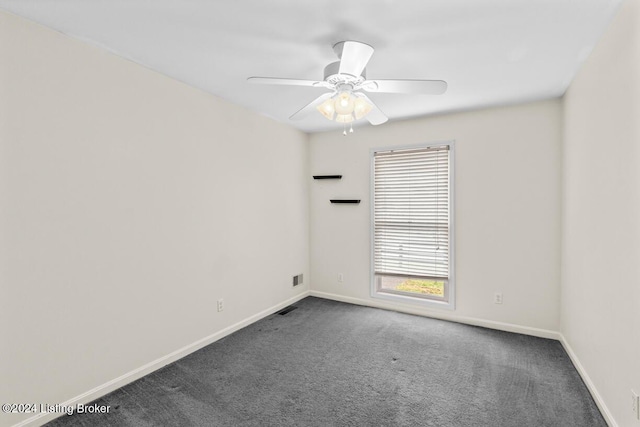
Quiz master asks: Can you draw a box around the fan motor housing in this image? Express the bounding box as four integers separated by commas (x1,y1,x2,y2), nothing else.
323,61,366,86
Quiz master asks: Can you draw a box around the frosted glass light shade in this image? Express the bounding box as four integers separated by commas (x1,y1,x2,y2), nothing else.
317,97,336,120
354,97,372,119
335,113,354,123
334,92,355,115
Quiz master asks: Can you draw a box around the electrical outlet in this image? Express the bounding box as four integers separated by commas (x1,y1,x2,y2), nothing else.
494,292,503,304
632,390,639,420
217,299,224,312
338,273,344,283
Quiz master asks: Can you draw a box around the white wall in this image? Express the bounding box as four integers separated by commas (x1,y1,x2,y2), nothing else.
309,100,562,333
561,0,640,425
0,11,309,427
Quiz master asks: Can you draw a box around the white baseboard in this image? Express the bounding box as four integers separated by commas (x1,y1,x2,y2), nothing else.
309,290,560,340
12,291,310,427
559,334,617,427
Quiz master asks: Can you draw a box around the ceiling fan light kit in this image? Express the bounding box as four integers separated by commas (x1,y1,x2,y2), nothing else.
248,40,447,134
318,88,373,124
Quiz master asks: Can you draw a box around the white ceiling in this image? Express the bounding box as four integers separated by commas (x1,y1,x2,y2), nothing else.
0,0,623,133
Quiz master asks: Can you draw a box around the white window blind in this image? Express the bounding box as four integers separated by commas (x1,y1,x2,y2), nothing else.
373,145,450,279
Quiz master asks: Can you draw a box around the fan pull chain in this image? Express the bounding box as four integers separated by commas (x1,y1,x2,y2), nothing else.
341,118,355,136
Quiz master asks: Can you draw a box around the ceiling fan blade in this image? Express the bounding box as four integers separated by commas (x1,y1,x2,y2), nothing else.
247,77,328,88
335,41,374,78
354,93,388,125
289,92,335,121
362,79,448,94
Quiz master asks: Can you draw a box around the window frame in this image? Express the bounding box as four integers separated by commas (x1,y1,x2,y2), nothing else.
369,141,455,310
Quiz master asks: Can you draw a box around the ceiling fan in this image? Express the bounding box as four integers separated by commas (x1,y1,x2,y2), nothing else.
247,41,447,131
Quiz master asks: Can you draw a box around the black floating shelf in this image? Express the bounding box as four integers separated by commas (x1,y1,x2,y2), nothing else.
313,175,342,180
330,199,361,204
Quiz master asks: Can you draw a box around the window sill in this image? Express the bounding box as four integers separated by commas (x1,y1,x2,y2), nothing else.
371,290,455,311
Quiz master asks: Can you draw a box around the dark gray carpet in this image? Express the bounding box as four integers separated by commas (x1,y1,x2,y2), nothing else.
45,297,606,426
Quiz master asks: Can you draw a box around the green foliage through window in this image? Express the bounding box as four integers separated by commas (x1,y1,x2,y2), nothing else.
394,279,445,297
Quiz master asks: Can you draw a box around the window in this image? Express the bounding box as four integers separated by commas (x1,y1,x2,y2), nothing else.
371,142,454,308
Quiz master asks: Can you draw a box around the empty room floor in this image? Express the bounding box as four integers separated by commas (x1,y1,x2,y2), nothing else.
45,297,605,426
